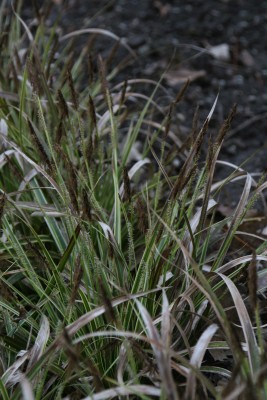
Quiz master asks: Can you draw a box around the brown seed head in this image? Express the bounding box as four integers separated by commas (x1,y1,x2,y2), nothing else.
174,79,190,104
105,40,120,67
216,104,237,146
69,256,83,305
46,36,58,79
97,54,109,99
88,95,97,129
66,68,78,110
164,102,174,140
27,57,42,95
82,189,92,221
55,117,65,145
57,89,69,118
0,193,6,224
135,197,148,234
28,119,52,172
123,167,131,203
99,278,116,323
119,79,128,108
88,53,94,85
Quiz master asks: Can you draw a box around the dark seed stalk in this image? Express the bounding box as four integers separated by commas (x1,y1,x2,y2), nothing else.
99,278,116,322
123,167,131,203
57,89,69,118
69,256,83,305
28,119,52,172
66,68,78,111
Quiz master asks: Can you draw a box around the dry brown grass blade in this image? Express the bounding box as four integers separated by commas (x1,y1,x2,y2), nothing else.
20,375,35,400
98,221,117,248
213,173,252,270
191,299,209,333
183,199,217,253
161,292,171,347
254,180,267,198
97,105,119,133
116,342,127,386
0,150,16,168
111,78,170,95
2,352,29,386
171,294,196,338
143,119,183,147
185,324,218,400
16,170,38,201
248,251,258,311
119,92,164,112
80,384,161,399
218,255,267,275
136,299,179,400
7,200,65,218
2,137,61,194
217,272,260,374
59,28,137,58
148,141,173,189
73,330,161,347
27,315,50,371
13,7,34,42
65,289,162,338
161,292,180,399
0,90,19,102
135,299,161,354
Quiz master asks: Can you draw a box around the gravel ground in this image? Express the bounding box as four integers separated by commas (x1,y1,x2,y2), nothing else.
22,0,267,203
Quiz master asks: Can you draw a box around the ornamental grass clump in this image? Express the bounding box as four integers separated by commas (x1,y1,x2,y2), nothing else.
1,2,267,399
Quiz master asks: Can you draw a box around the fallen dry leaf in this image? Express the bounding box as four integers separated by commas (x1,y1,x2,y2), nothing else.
208,43,230,62
260,226,267,236
239,49,255,67
154,1,171,17
164,69,206,86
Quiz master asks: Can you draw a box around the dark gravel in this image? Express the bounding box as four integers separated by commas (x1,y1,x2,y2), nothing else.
23,0,267,185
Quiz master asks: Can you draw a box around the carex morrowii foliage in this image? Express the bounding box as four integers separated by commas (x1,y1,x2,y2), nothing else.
0,3,267,400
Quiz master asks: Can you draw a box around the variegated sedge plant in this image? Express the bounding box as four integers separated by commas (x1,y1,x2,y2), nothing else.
1,2,267,399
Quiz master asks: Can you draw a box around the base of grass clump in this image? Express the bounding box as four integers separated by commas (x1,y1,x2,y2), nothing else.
1,2,267,400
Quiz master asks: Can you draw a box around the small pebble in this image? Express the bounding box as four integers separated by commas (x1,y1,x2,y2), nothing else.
231,75,244,86
226,144,237,155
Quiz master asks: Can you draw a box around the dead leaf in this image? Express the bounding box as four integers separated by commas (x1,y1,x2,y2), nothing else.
164,69,206,86
154,1,171,17
239,49,255,67
260,226,267,236
208,43,230,62
144,59,167,75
